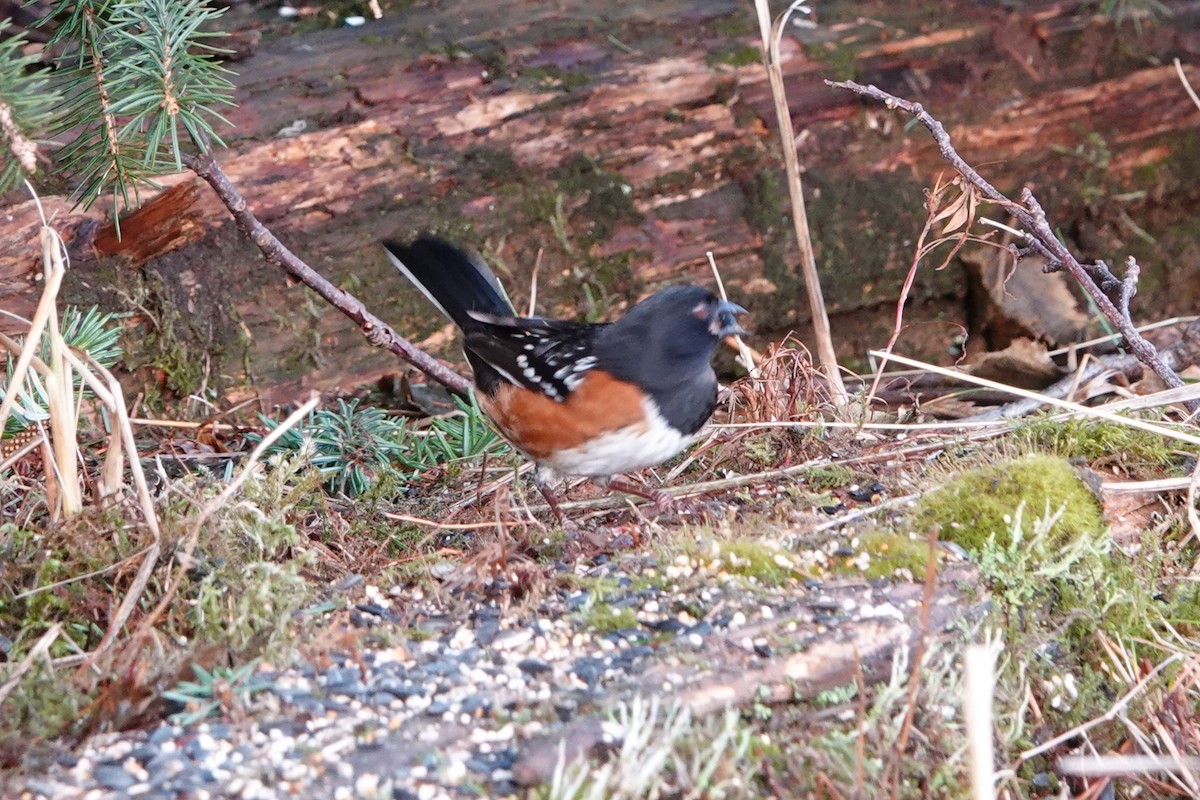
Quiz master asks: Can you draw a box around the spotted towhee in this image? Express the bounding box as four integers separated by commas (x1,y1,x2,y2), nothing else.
383,237,746,520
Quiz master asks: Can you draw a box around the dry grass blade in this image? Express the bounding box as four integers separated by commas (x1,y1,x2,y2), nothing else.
706,251,758,378
1102,382,1200,413
133,394,320,643
1059,754,1200,777
870,350,1200,447
887,526,939,796
64,348,164,661
751,0,846,407
1038,315,1198,361
964,639,1001,800
1186,458,1200,560
39,225,82,516
0,191,82,516
1175,58,1200,112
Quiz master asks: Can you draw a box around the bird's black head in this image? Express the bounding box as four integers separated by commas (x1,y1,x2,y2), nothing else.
594,285,747,392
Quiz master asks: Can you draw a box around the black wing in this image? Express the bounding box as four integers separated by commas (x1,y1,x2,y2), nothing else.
464,313,607,402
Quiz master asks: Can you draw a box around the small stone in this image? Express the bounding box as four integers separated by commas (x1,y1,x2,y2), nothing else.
517,658,552,676
94,763,136,791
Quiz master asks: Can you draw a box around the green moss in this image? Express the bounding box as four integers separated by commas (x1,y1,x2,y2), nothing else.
113,265,228,406
403,626,433,642
714,539,802,586
0,515,135,658
707,13,758,37
461,145,522,185
552,153,639,243
804,464,854,492
912,455,1104,554
0,660,87,747
827,530,936,581
730,155,805,324
520,64,589,91
805,171,951,321
581,603,638,634
742,433,781,467
805,42,858,82
1012,415,1180,471
708,45,761,68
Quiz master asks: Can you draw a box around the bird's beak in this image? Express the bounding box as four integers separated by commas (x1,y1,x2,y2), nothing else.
711,299,748,338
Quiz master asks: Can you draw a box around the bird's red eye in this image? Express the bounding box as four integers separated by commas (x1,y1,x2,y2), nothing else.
692,302,709,320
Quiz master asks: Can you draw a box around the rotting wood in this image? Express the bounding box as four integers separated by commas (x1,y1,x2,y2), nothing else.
1,1,1196,402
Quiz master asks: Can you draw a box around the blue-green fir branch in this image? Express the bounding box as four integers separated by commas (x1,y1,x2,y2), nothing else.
45,0,235,213
0,21,59,193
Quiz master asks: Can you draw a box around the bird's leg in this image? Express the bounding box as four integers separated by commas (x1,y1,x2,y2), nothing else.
534,466,570,527
603,476,678,515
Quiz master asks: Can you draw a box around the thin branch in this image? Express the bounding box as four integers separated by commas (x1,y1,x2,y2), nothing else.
180,149,472,396
826,80,1195,412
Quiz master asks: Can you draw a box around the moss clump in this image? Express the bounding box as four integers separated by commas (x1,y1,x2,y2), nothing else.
804,464,854,492
0,514,138,658
582,604,638,634
707,45,761,68
1012,415,1180,471
913,455,1104,554
715,539,802,586
461,145,522,186
827,530,935,581
520,64,589,91
551,154,639,243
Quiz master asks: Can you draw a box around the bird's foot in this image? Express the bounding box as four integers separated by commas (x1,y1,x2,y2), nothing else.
535,469,579,531
604,477,686,518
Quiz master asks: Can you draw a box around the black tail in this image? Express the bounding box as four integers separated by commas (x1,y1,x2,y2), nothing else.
382,237,513,330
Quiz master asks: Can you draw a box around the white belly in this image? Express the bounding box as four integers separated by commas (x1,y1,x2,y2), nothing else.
540,398,694,478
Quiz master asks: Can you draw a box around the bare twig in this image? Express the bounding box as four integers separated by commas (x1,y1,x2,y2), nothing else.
180,150,472,396
1021,654,1181,761
826,80,1195,413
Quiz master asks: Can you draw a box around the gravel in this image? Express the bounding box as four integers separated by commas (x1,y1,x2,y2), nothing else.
11,537,938,799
